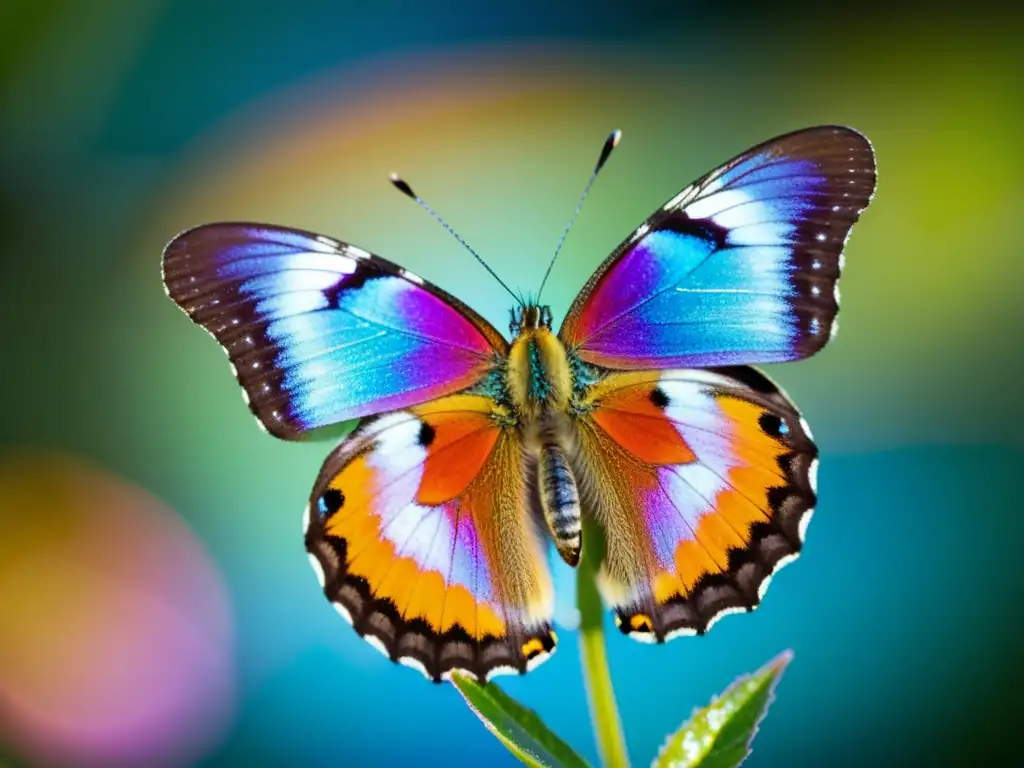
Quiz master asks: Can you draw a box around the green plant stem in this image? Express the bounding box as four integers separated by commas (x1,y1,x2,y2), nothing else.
577,521,630,768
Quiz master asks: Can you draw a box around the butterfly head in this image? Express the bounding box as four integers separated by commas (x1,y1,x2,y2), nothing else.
509,304,553,337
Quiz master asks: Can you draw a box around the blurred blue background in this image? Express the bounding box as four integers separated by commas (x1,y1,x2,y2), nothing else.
1,1,1021,766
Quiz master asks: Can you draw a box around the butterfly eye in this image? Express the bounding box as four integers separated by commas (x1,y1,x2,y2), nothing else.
317,488,345,518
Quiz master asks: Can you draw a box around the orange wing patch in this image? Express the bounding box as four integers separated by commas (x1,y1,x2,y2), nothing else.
305,395,556,682
591,382,696,465
416,409,499,505
576,367,818,642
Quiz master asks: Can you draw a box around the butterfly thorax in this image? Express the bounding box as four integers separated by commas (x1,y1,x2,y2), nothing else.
506,305,573,420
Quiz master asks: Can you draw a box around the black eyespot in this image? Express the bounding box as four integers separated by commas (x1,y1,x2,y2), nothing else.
317,489,344,518
417,422,436,447
650,387,670,409
758,412,786,437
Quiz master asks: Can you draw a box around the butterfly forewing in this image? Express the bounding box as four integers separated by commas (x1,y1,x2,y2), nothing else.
559,125,877,369
161,223,507,439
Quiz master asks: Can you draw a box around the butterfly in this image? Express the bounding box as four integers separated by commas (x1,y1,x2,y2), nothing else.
162,125,877,683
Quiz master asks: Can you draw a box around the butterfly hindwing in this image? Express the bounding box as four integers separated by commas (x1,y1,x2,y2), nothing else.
162,223,507,439
304,394,557,681
560,125,877,369
572,367,817,641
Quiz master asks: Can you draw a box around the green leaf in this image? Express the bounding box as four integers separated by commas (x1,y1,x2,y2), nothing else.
652,650,793,768
452,672,593,768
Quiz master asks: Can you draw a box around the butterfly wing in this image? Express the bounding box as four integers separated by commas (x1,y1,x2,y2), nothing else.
559,126,877,368
572,367,816,640
304,394,556,681
162,223,507,439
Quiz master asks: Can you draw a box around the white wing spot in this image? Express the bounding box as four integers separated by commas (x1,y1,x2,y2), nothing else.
628,629,658,644
685,187,753,221
664,626,698,641
333,601,354,625
659,368,731,388
399,656,432,680
703,605,745,633
316,235,341,248
400,268,425,285
798,507,816,543
772,552,799,576
798,416,814,441
483,664,519,681
346,245,372,259
363,634,390,659
307,553,326,587
757,573,774,601
526,646,555,671
663,186,693,211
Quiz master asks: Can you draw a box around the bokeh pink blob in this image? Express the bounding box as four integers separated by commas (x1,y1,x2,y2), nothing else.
0,453,236,765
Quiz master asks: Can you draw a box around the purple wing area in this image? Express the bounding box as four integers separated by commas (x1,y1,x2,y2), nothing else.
162,223,506,439
560,126,877,369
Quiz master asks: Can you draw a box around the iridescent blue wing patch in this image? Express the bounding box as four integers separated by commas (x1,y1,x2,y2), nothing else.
560,126,877,369
162,223,507,439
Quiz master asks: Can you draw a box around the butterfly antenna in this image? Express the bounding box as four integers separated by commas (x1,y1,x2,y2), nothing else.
390,173,522,306
536,129,621,301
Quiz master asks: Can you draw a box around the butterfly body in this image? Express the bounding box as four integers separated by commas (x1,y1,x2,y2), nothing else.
163,125,877,682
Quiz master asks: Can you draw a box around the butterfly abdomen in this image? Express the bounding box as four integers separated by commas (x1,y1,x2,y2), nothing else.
537,441,582,567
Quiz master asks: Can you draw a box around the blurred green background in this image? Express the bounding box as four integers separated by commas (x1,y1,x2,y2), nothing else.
1,1,1021,766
